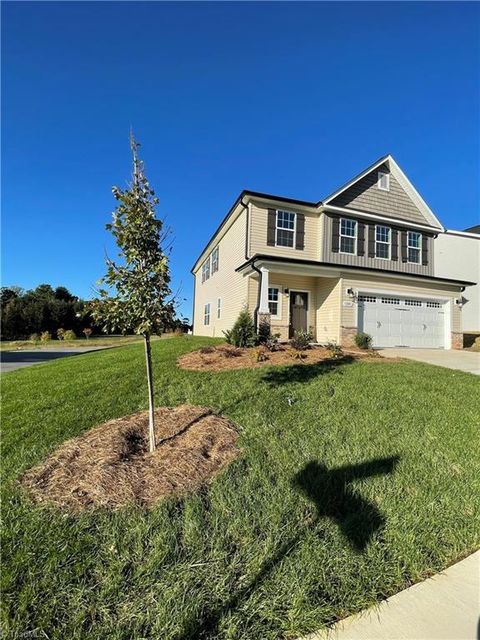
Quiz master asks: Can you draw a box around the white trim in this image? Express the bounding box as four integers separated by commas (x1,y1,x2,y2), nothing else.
377,171,390,191
339,217,357,255
267,286,282,320
323,204,439,233
288,288,311,334
323,155,444,231
407,230,422,265
444,229,480,239
259,266,270,313
275,209,297,249
375,224,391,260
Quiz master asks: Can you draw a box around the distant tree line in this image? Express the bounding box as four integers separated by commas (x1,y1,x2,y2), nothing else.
0,283,191,341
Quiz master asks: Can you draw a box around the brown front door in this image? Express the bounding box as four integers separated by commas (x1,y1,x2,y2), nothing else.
289,291,308,337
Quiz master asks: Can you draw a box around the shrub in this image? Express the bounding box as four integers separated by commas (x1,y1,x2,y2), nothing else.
251,346,268,363
57,328,65,340
264,334,280,352
290,330,313,351
217,345,242,358
326,341,343,359
288,348,307,360
199,346,215,354
63,330,77,340
223,309,256,348
83,327,93,339
354,332,373,350
257,318,271,344
40,331,51,342
29,333,40,342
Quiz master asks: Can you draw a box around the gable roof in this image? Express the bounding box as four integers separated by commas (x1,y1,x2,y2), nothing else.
323,155,444,230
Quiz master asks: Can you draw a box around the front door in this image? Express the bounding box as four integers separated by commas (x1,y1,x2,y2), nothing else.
289,291,308,337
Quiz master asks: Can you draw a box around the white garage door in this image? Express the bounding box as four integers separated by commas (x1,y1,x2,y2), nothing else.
358,294,446,348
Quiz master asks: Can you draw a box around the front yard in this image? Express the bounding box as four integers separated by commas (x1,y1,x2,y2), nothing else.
2,336,479,639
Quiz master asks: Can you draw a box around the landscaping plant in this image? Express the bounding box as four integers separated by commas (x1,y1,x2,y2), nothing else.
57,328,65,340
290,329,313,351
354,332,373,350
63,330,77,341
223,308,256,348
40,331,51,342
91,134,175,453
83,327,93,340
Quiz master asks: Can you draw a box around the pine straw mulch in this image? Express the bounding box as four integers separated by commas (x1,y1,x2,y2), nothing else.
21,405,239,512
177,344,384,372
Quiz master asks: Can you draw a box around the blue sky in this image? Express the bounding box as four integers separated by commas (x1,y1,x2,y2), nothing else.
3,1,479,320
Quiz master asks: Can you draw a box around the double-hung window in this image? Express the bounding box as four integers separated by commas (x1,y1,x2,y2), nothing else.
407,231,421,264
268,287,280,317
211,247,219,274
201,257,210,283
375,225,391,259
340,218,357,254
204,303,210,325
276,211,296,247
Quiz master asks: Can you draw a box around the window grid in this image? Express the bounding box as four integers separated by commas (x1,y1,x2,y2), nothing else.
381,297,400,305
268,287,280,316
340,218,357,254
211,247,219,274
358,295,376,303
375,225,391,259
204,303,210,325
426,301,441,308
276,211,296,248
407,231,422,264
405,299,422,306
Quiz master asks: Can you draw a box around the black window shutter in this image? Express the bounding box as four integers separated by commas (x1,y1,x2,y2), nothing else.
422,234,428,266
331,217,340,252
401,231,408,262
368,224,375,258
295,213,305,250
267,209,276,246
357,222,365,256
391,229,398,261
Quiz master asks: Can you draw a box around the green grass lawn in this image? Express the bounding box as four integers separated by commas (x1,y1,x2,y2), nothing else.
2,337,479,639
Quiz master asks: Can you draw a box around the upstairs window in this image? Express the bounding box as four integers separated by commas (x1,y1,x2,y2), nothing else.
378,171,390,191
340,218,357,254
268,287,280,317
204,303,210,325
201,257,211,283
276,211,296,247
211,247,219,274
375,225,391,259
407,231,422,264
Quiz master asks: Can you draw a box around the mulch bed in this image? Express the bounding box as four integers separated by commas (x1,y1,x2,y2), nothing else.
21,405,239,512
177,344,383,372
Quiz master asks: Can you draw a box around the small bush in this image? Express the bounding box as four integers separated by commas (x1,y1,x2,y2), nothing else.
83,328,93,339
251,346,268,363
288,348,307,360
199,346,215,355
354,332,373,350
290,330,313,351
257,318,271,344
57,328,65,340
29,333,40,342
223,309,256,348
63,330,77,341
217,345,242,358
326,341,343,359
264,334,280,352
40,331,51,342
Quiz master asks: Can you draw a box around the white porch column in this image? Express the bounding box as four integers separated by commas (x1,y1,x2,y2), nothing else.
259,266,270,313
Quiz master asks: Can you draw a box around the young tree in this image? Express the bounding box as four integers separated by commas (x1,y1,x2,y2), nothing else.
91,135,175,452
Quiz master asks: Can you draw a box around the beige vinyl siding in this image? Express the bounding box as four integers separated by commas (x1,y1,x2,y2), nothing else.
339,273,462,333
193,210,248,336
330,163,428,226
247,273,317,339
316,278,342,343
322,214,434,276
249,202,319,260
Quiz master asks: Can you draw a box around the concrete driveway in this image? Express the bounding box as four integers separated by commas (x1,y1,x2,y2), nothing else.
381,348,480,375
0,346,109,373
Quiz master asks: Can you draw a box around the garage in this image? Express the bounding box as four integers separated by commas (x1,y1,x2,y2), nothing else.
358,294,447,348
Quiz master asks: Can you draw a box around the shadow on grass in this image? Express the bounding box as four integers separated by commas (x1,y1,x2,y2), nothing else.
261,356,354,387
178,455,399,639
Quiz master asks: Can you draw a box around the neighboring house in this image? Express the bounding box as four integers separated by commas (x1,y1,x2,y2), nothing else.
192,155,476,349
435,227,479,334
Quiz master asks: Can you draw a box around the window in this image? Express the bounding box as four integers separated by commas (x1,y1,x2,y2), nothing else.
276,211,296,247
405,299,422,306
381,297,400,305
375,225,391,259
407,231,422,264
427,301,441,308
340,218,357,254
358,295,376,303
211,247,219,274
201,257,211,283
378,171,390,191
204,303,210,325
268,287,280,317
217,298,221,319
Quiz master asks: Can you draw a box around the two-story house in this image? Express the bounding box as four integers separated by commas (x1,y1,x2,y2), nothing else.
192,155,476,349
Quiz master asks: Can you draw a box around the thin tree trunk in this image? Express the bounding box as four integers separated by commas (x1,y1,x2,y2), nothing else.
144,333,156,452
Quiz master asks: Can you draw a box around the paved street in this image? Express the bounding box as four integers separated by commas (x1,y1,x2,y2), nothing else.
0,346,109,373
